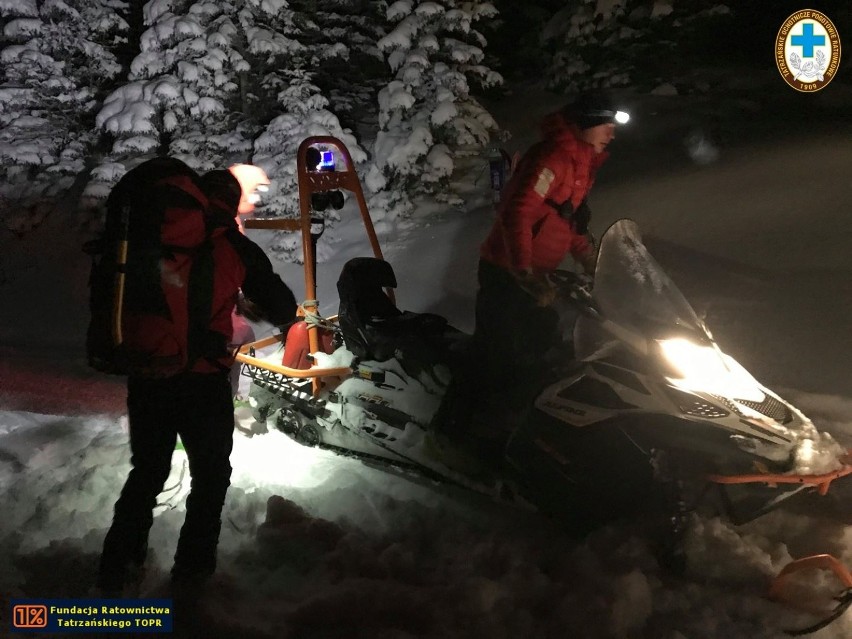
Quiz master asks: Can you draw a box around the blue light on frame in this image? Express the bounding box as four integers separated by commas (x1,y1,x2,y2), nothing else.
318,150,335,170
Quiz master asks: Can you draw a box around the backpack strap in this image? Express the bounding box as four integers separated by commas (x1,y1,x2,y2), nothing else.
184,235,220,371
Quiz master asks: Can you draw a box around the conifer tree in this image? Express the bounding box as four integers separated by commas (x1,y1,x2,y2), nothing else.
87,0,368,255
365,0,501,221
243,0,366,218
290,0,389,134
0,0,127,230
544,0,640,93
543,0,732,93
86,0,252,201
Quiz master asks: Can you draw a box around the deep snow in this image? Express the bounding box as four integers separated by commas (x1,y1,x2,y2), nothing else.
2,74,852,637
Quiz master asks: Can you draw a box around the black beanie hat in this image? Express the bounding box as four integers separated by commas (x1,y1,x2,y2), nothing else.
564,90,621,130
200,169,242,211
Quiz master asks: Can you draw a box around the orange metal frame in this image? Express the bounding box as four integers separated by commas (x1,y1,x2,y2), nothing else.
714,462,852,622
707,452,852,496
235,335,352,380
237,136,388,394
769,553,852,614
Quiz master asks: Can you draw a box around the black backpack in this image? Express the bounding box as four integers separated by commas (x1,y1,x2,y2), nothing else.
84,157,217,377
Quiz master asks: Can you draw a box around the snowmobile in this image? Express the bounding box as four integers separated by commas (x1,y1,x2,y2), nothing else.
237,137,852,581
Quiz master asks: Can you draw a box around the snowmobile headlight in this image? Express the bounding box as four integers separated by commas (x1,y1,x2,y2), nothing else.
614,110,630,124
658,338,765,402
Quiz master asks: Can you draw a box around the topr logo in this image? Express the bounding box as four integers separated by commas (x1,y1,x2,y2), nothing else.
10,599,173,633
776,9,841,92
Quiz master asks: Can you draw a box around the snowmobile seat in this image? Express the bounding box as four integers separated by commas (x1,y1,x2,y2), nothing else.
337,257,449,365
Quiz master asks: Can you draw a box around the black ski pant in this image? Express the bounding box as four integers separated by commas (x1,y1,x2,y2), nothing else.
99,371,234,588
463,259,564,429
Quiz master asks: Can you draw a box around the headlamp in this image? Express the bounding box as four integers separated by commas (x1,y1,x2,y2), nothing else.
585,109,631,124
228,164,271,214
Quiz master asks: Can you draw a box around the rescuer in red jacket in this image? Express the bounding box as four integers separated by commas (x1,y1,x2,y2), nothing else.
475,91,629,399
98,168,297,598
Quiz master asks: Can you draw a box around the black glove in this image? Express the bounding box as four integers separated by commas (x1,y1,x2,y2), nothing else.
236,293,265,322
514,270,557,307
573,199,591,235
577,247,597,276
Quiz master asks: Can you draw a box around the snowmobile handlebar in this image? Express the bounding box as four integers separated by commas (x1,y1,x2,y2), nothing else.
548,269,651,356
548,269,596,311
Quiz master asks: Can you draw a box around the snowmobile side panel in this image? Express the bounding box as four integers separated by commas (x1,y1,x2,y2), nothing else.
505,411,663,532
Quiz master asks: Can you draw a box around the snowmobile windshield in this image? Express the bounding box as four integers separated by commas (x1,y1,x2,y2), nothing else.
576,220,710,359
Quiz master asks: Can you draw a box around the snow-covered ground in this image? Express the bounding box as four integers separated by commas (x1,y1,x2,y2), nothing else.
2,79,852,638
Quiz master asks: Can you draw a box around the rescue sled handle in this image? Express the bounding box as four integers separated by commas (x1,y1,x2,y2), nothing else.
244,136,387,303
296,136,386,303
242,218,301,232
245,135,384,300
239,136,395,393
243,136,391,393
236,340,352,380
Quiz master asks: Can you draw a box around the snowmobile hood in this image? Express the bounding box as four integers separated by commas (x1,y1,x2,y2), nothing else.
540,111,609,169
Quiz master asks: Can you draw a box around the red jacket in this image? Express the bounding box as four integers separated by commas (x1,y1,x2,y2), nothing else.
481,112,607,272
191,201,297,373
